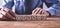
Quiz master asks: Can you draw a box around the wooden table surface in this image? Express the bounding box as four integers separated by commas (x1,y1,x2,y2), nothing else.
0,17,60,28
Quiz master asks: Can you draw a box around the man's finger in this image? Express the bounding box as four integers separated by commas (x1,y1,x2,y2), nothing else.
9,10,17,18
34,8,41,14
37,9,43,14
0,13,6,19
2,8,16,18
32,8,42,15
32,8,37,14
0,12,7,20
0,10,15,19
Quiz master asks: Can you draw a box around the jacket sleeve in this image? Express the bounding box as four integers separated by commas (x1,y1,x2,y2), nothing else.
2,0,14,9
46,0,60,16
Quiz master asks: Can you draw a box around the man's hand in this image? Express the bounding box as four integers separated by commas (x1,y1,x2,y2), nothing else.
32,8,50,16
0,7,17,20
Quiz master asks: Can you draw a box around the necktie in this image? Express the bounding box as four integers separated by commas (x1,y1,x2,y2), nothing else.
19,0,25,14
25,0,32,14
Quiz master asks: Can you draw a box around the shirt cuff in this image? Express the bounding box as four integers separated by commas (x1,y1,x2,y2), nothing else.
46,7,56,16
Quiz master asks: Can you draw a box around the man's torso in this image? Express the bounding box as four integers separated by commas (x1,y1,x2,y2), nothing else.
14,0,58,14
